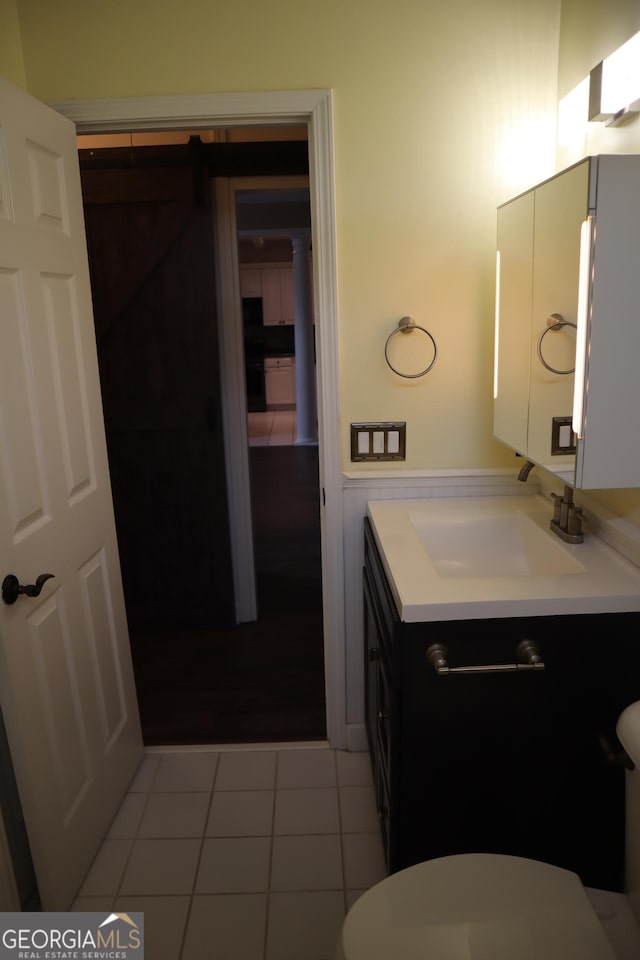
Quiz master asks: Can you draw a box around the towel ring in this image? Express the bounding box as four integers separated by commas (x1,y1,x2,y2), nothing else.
384,316,438,379
537,313,577,375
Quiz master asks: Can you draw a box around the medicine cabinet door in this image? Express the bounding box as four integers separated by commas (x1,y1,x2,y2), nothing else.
494,191,533,456
527,161,589,474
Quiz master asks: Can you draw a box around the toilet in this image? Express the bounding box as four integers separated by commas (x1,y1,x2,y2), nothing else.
337,701,640,960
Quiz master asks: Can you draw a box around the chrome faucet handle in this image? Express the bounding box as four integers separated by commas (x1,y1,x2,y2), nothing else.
549,487,584,543
550,491,563,524
567,505,584,538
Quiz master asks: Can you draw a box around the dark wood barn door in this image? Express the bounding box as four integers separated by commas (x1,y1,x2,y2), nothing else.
82,154,235,629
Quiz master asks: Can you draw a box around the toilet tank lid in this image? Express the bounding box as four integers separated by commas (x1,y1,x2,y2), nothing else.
617,701,640,766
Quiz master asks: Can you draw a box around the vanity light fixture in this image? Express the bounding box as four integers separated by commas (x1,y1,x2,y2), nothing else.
588,30,640,125
572,218,593,439
493,251,501,399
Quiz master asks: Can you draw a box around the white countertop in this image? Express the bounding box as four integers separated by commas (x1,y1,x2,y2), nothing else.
367,495,640,622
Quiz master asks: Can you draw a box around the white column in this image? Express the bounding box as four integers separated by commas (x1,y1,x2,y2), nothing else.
292,234,318,444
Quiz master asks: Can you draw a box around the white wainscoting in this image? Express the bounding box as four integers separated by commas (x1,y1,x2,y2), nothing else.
341,468,541,751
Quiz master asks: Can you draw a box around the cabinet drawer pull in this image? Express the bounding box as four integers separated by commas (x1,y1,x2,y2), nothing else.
426,640,545,676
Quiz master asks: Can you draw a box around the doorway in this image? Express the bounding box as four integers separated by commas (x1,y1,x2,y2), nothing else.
55,88,345,749
78,130,326,744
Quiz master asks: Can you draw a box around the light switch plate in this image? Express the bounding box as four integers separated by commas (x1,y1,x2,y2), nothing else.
350,422,406,461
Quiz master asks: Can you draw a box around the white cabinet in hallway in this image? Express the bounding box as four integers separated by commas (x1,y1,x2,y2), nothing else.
261,266,295,325
265,356,296,408
240,264,295,325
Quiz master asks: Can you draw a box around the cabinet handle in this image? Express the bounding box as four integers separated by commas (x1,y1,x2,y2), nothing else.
377,709,389,721
426,640,545,676
368,647,379,662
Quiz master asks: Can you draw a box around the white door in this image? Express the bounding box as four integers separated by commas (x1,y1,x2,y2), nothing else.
0,77,143,909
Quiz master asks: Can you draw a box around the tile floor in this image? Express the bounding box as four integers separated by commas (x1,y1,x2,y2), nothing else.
73,745,385,960
248,411,298,447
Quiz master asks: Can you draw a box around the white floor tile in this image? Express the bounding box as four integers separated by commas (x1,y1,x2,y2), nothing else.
106,792,148,839
274,788,339,835
129,754,161,792
152,753,218,793
182,894,267,960
269,430,292,445
339,786,380,833
195,837,271,893
266,891,345,960
248,411,298,447
78,839,132,897
336,750,374,787
345,889,368,911
276,748,337,789
70,895,115,911
70,745,383,959
215,750,276,791
270,834,343,891
342,832,386,890
207,790,274,837
113,895,190,960
137,792,210,838
120,838,201,895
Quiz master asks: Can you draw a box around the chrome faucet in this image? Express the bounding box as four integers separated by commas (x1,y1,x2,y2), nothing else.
517,460,584,543
517,459,536,482
518,460,584,543
549,484,584,543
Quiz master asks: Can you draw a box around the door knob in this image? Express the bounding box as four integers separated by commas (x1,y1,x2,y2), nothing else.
2,573,55,605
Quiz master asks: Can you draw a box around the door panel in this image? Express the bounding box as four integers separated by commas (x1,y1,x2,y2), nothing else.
79,548,129,747
0,77,143,910
0,268,50,536
27,594,92,822
41,273,95,501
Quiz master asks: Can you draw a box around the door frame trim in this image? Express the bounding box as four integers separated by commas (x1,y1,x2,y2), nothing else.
213,173,312,625
51,89,346,748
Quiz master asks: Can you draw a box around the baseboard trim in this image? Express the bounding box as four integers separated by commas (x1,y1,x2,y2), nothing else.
144,740,331,754
345,723,368,753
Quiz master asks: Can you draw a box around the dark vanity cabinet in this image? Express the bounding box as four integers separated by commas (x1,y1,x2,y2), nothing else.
364,517,640,891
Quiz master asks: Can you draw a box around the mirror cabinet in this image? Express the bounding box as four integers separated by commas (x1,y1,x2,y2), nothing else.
494,155,640,489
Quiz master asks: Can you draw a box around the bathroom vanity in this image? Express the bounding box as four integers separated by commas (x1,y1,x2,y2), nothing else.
364,497,640,891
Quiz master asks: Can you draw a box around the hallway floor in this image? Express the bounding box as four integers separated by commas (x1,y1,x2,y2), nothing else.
73,745,384,960
248,410,298,447
130,443,325,745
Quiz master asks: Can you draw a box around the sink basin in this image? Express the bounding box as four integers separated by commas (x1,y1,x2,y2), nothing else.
410,509,586,578
366,495,640,622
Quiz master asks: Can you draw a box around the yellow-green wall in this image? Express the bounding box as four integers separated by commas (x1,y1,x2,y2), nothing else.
0,0,26,88
8,0,640,526
13,0,561,473
558,0,640,98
